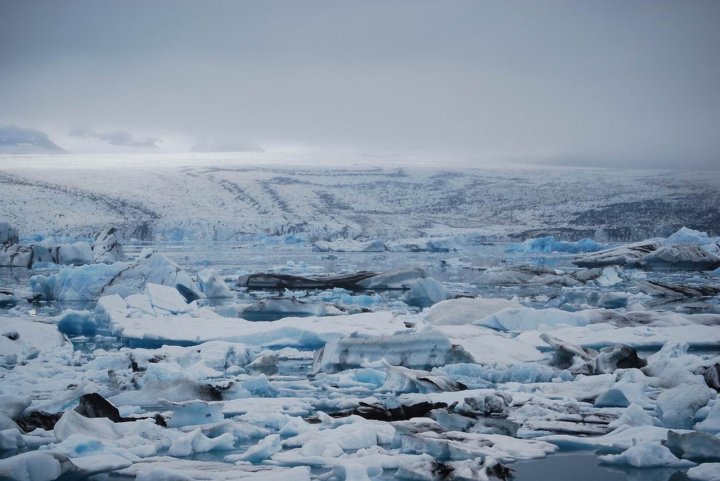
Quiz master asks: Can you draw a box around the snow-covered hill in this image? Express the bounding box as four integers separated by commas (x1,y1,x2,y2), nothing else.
1,153,718,241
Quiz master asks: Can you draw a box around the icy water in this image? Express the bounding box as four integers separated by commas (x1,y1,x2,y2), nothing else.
2,239,720,481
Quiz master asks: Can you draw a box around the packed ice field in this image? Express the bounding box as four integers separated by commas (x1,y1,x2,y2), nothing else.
2,216,720,481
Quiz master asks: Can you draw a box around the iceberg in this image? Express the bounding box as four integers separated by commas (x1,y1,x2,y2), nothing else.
402,277,452,308
509,236,605,254
424,297,523,326
197,269,233,298
599,442,695,468
31,249,203,302
574,239,664,268
656,384,714,429
0,221,19,245
313,330,474,373
313,239,388,252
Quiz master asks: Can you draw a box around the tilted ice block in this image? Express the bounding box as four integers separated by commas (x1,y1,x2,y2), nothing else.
145,283,189,314
424,297,522,326
91,227,124,263
95,294,128,323
197,268,233,298
31,250,203,301
313,330,474,374
0,221,19,245
402,277,452,308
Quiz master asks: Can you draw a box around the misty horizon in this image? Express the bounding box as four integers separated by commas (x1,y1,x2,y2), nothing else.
2,1,719,170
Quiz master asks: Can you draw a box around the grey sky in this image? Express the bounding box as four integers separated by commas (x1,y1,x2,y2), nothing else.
1,0,719,168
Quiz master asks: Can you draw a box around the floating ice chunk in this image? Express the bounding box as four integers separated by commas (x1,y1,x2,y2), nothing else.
664,431,720,462
0,394,31,419
53,309,98,336
475,306,591,332
226,433,281,463
541,425,682,451
313,239,387,252
145,283,189,314
0,243,34,267
135,467,193,481
574,239,664,268
609,403,658,429
387,237,462,253
91,227,124,263
331,463,383,481
643,244,720,271
0,451,66,481
0,317,72,368
313,330,473,373
126,293,156,316
403,278,452,308
168,428,235,457
436,362,571,386
110,379,224,406
0,221,19,245
687,463,720,481
434,324,545,365
32,250,203,301
599,442,695,468
424,297,522,326
595,266,624,287
197,269,233,298
282,420,395,451
31,262,127,301
160,400,224,428
394,418,556,461
95,293,128,323
357,268,427,289
509,236,605,254
55,242,93,266
656,384,713,429
666,227,714,247
112,310,404,350
381,362,467,394
54,410,121,442
696,399,720,432
241,298,341,320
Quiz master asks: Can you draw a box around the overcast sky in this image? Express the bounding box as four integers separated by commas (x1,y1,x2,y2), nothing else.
1,0,719,168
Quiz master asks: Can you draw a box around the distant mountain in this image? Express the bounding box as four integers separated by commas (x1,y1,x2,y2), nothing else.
69,128,159,148
0,125,65,154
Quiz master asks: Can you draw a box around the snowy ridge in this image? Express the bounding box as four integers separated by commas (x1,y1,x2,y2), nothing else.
1,154,719,241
